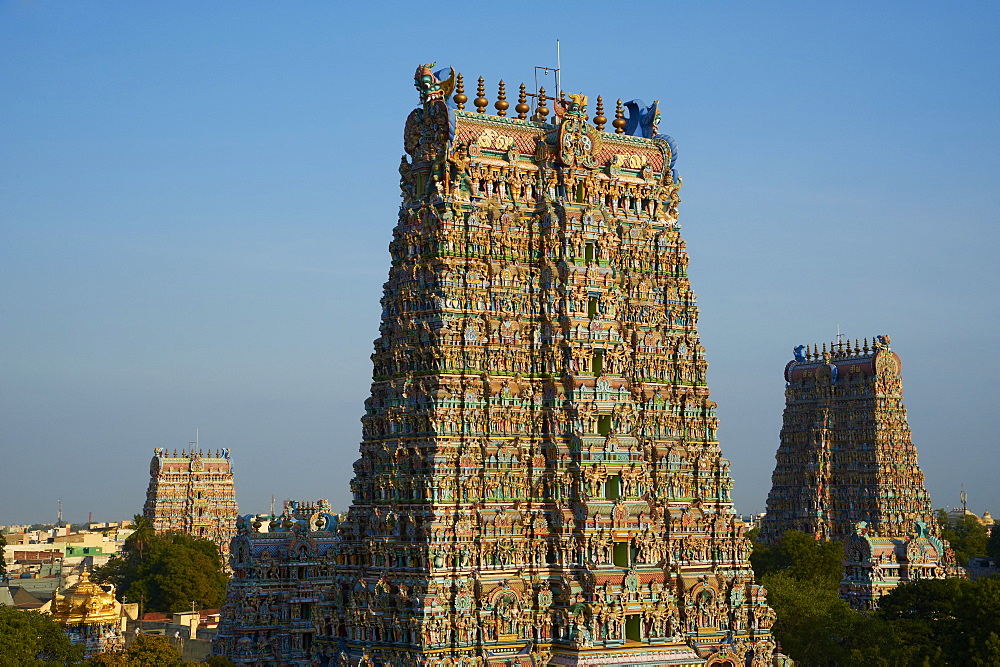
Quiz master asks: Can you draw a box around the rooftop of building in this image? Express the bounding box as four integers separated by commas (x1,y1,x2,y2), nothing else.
0,585,43,608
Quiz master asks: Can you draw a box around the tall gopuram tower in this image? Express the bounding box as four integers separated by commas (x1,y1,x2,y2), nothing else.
761,336,959,608
306,65,775,666
143,446,238,557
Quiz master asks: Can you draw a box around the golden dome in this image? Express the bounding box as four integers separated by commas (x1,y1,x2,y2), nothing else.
50,570,120,627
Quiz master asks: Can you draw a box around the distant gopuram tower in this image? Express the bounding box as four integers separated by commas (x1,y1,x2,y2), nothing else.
308,64,775,666
143,447,238,557
761,336,958,608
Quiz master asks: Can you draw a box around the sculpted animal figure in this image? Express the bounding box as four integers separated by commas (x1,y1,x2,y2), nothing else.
413,63,455,104
624,99,661,138
624,99,679,183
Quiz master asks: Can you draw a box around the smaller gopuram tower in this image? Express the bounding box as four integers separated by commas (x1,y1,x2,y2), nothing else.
761,336,959,608
143,447,238,557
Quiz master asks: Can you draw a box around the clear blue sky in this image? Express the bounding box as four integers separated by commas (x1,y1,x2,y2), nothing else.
2,1,998,525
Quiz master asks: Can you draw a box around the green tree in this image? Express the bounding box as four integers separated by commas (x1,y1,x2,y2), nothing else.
986,525,1000,562
750,529,844,586
93,531,228,614
0,532,7,581
761,571,854,664
939,513,989,566
875,575,1000,665
126,515,154,562
121,634,182,666
751,529,1000,665
87,634,182,666
750,530,907,665
0,605,84,666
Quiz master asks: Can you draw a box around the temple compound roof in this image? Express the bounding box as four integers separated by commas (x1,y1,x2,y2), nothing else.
762,336,962,608
50,570,125,656
215,64,776,666
841,520,959,610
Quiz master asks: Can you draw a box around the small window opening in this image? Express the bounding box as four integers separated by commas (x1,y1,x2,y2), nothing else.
606,474,620,500
625,614,642,641
592,350,604,375
597,415,612,436
613,542,629,567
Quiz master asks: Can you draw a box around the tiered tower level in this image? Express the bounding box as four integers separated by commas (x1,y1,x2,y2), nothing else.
143,447,238,557
761,337,958,608
218,65,776,666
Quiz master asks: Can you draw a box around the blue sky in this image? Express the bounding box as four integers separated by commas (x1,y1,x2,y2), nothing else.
2,1,998,525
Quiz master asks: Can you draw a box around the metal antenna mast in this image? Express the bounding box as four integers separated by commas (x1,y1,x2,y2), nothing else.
533,40,562,105
556,39,561,98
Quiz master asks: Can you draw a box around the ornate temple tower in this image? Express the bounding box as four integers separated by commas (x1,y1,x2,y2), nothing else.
761,337,959,608
215,65,776,666
300,65,775,666
143,447,238,557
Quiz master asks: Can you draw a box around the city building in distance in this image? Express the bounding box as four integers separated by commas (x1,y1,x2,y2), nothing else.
143,447,238,558
217,63,777,665
761,337,960,608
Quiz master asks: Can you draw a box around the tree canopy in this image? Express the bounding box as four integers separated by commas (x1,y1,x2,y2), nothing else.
0,532,6,580
987,523,1000,562
92,516,227,614
936,510,989,566
0,605,84,666
86,633,182,666
877,576,1000,665
750,529,844,586
751,529,1000,666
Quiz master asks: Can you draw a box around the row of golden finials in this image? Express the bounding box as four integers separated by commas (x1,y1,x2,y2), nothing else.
452,73,627,133
799,339,885,360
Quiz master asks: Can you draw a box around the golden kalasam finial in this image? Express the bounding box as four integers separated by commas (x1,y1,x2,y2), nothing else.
495,80,509,117
474,77,488,113
516,84,529,120
594,96,607,131
613,99,627,134
454,73,467,110
534,87,549,122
